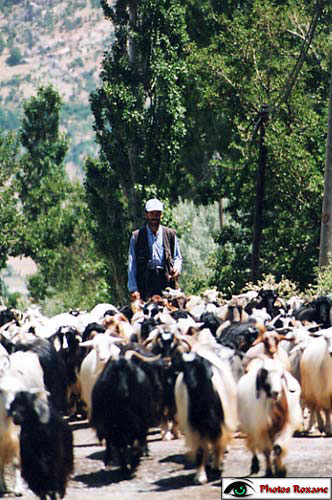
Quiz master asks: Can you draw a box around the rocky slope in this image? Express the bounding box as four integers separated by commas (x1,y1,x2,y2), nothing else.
0,0,114,178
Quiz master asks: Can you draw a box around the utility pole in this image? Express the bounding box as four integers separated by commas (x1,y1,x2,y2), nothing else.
319,54,332,269
251,104,268,282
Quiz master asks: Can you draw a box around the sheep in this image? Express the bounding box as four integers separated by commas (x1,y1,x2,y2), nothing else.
174,347,238,484
8,390,74,500
237,357,302,477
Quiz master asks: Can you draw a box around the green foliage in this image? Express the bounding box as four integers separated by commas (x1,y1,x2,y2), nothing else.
209,222,252,298
304,261,332,298
84,156,129,304
28,183,111,314
186,0,331,291
0,130,22,269
6,46,22,66
88,0,190,301
1,0,331,309
173,200,219,294
16,85,72,298
0,106,20,130
11,85,109,309
242,273,301,300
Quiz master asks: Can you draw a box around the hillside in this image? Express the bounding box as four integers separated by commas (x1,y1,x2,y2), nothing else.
0,0,114,179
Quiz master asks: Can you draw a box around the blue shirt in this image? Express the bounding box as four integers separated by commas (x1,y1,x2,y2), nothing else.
127,225,182,292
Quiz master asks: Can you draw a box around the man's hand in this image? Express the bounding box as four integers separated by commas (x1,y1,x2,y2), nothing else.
171,269,180,280
130,291,141,302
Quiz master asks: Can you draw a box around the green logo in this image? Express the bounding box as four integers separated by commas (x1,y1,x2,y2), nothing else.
224,479,255,497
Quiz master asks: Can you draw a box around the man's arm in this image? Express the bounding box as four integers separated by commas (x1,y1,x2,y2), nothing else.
128,235,139,296
172,235,182,278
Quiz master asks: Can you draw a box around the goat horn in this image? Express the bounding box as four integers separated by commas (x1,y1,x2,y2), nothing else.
176,336,192,351
124,350,161,362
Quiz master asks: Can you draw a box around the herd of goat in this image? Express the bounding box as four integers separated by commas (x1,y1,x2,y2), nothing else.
0,287,331,498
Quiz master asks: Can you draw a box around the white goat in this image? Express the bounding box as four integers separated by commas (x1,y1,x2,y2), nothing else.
78,334,121,419
175,346,238,484
300,329,332,435
237,358,302,477
0,350,47,496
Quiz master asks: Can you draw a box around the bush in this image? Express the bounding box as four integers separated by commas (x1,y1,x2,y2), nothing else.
6,46,22,66
242,273,301,300
304,261,332,298
0,35,5,55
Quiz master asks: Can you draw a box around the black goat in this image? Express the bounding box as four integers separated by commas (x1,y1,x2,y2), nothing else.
81,321,106,342
148,330,190,439
217,321,261,353
91,357,155,472
0,308,22,327
175,351,237,484
293,295,332,328
136,316,162,343
8,391,74,500
199,311,223,337
245,288,279,318
11,338,68,414
50,326,87,418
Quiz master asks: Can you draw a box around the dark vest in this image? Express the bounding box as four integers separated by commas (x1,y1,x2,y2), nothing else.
133,225,176,299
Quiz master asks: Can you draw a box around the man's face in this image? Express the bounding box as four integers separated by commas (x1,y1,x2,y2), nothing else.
145,210,162,232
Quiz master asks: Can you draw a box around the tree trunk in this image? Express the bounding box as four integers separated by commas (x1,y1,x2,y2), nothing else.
251,104,268,282
218,198,224,230
126,0,142,229
128,0,138,64
319,54,332,269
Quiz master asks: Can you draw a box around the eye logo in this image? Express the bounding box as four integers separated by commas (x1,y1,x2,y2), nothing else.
223,479,255,497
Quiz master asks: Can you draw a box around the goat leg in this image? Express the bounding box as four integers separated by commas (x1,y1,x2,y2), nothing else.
273,444,286,477
194,446,208,485
250,454,260,475
263,449,273,477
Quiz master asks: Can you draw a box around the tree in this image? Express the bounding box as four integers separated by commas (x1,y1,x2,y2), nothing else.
86,0,189,302
184,0,332,292
84,157,129,304
16,85,73,300
319,53,332,269
28,182,110,313
0,130,22,269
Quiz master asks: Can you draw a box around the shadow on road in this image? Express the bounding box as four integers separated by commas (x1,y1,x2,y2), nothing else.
87,450,105,461
159,453,197,470
74,467,134,487
153,472,197,491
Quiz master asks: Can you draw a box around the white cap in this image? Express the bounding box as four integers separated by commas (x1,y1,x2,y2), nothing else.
145,198,164,212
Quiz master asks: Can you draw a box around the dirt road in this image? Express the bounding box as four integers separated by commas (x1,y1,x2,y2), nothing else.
7,421,332,499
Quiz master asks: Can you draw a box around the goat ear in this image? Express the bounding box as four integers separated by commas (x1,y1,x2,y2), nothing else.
33,398,50,424
256,368,268,398
0,354,10,376
79,339,94,348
